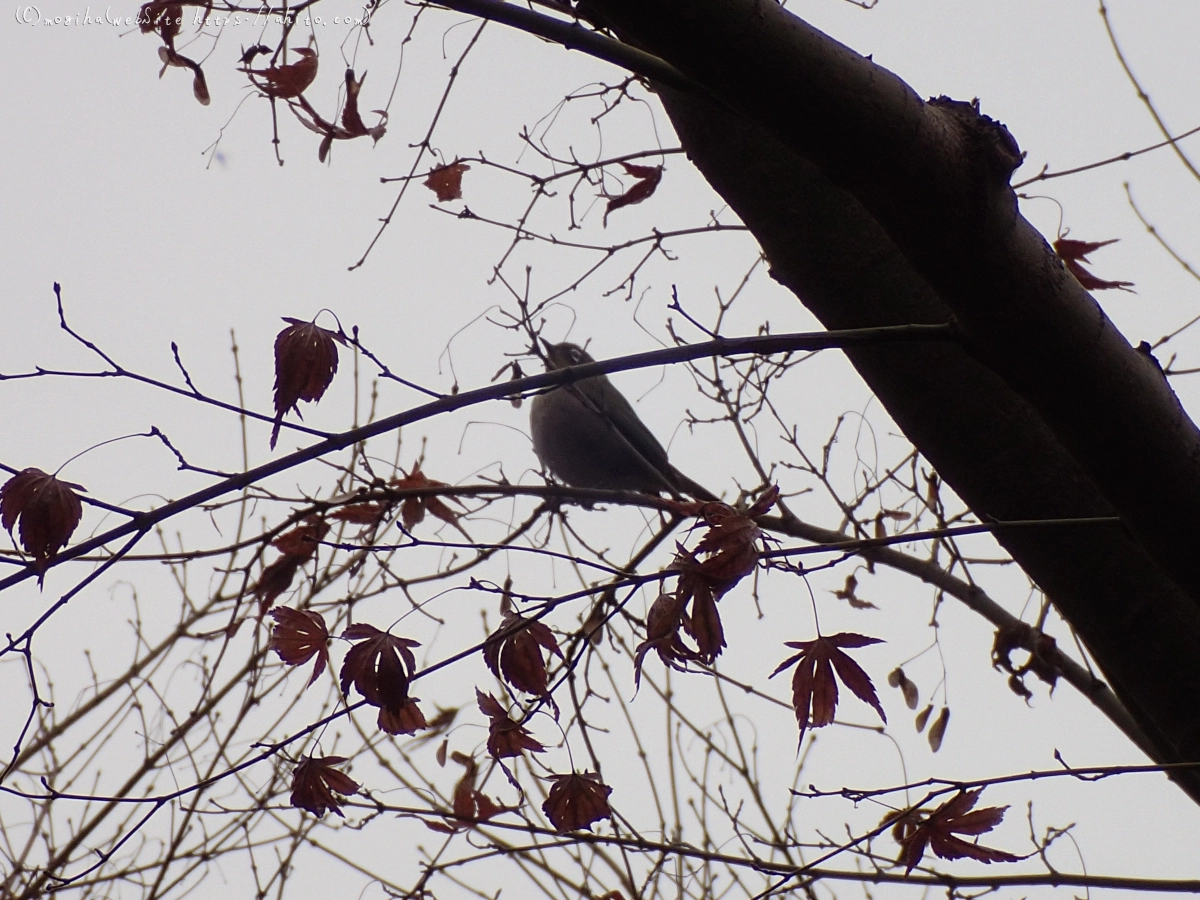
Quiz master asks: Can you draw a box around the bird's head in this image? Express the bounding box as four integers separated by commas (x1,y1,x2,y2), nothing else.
540,340,595,370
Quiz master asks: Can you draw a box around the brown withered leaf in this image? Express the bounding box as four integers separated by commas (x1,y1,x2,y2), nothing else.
330,502,388,526
1053,237,1134,292
252,518,330,614
246,46,318,99
891,788,1020,873
271,317,343,449
269,607,330,687
424,161,470,202
603,161,663,226
484,612,563,698
771,632,886,749
632,591,698,686
340,69,387,143
289,755,359,817
340,623,420,713
657,489,776,666
138,1,180,40
542,772,612,833
477,689,544,759
834,572,877,610
273,517,330,560
426,752,506,833
378,697,428,736
992,620,1062,699
672,550,726,664
392,463,469,539
1,468,84,583
679,485,777,594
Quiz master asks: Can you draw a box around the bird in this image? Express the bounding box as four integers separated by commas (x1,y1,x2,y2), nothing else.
529,341,717,501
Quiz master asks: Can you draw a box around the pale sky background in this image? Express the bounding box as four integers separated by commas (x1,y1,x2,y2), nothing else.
3,0,1200,897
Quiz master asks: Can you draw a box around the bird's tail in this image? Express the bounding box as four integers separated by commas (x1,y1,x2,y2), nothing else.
668,466,719,502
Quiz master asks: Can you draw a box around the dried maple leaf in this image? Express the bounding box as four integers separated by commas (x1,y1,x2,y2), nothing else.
138,1,180,39
340,623,420,714
1053,237,1134,292
330,502,388,525
658,488,777,666
269,607,330,686
252,556,301,614
424,161,470,202
392,463,470,538
1,468,84,583
252,518,330,614
426,752,506,833
833,572,877,609
542,771,612,833
340,68,387,142
633,591,698,686
378,697,428,735
271,317,343,449
477,689,544,758
484,612,563,698
273,517,329,559
892,788,1020,873
771,632,886,748
246,46,319,99
992,620,1062,698
603,161,663,226
289,755,359,817
672,549,726,663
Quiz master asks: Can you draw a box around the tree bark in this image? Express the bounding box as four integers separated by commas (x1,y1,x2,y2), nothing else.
584,0,1200,800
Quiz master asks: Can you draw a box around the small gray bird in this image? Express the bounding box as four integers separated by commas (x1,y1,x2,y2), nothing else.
529,341,717,501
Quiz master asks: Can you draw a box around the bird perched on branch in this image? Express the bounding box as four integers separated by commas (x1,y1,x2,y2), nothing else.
529,341,717,501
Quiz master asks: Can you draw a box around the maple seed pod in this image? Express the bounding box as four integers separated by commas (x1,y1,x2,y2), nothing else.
914,703,933,733
928,706,950,752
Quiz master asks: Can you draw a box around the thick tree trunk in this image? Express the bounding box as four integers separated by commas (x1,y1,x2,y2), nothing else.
586,0,1200,800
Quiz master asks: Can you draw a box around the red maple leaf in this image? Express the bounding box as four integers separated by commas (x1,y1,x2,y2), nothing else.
484,612,563,698
771,632,886,748
891,788,1021,873
269,607,330,687
542,772,612,833
0,468,84,584
271,317,343,449
339,623,420,714
603,161,663,226
1053,237,1134,292
476,689,545,759
289,755,359,817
